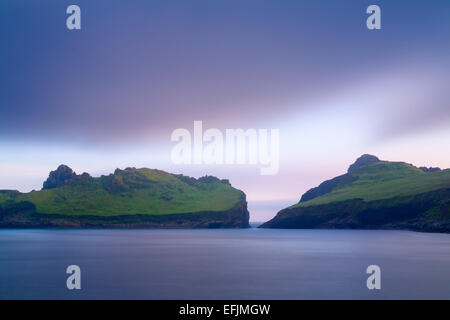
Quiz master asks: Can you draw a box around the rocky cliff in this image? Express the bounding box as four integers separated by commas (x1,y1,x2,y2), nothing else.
0,166,250,228
260,155,450,233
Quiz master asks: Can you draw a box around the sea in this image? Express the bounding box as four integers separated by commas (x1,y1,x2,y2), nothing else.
1,225,450,299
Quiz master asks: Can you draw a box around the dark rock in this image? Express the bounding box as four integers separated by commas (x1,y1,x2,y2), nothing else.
3,166,250,229
104,175,127,193
419,166,441,172
260,188,450,233
347,154,380,173
0,194,250,229
299,173,358,203
198,175,222,183
42,165,76,190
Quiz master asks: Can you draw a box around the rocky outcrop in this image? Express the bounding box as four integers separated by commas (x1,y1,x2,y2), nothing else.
1,166,250,229
42,165,77,189
420,167,441,173
299,174,357,203
260,188,450,232
261,154,450,233
299,155,380,203
347,154,380,173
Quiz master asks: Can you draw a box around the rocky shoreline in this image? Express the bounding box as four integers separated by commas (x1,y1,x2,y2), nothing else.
260,188,450,233
0,195,250,229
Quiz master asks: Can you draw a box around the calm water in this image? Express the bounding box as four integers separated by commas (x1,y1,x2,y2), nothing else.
1,227,450,299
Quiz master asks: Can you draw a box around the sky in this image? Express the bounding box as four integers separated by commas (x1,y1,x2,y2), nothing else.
1,0,450,221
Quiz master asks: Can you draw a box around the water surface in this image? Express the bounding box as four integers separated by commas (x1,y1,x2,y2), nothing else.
1,228,450,299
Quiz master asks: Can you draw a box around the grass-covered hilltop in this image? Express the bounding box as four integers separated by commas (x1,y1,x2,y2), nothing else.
260,155,450,233
0,165,249,228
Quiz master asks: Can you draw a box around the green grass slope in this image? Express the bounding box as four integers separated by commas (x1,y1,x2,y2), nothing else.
0,165,245,217
261,155,450,232
293,160,450,208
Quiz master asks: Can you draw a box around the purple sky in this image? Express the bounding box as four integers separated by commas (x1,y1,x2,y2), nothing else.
1,0,450,221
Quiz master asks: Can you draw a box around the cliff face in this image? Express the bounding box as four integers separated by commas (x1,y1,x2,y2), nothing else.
261,189,450,232
0,166,250,229
261,155,450,233
0,195,250,229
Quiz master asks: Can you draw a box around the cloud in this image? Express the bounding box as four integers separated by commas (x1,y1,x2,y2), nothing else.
1,1,449,147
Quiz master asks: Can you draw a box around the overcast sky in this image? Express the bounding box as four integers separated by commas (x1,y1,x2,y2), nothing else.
1,0,449,221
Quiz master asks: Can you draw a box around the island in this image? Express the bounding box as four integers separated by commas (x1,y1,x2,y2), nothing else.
260,155,450,233
0,165,250,228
